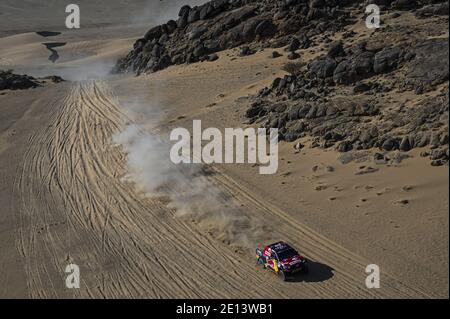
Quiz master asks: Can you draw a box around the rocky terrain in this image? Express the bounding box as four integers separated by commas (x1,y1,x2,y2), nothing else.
115,0,357,73
115,0,449,166
0,69,63,91
0,69,40,90
249,36,449,166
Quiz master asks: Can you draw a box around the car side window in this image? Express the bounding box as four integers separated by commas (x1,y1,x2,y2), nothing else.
272,252,278,261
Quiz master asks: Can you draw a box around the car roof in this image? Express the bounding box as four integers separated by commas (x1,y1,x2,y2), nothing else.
268,241,293,253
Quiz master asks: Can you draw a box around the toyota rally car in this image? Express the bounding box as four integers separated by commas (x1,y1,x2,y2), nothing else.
256,242,308,281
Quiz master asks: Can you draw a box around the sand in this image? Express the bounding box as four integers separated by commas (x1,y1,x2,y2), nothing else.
0,1,448,298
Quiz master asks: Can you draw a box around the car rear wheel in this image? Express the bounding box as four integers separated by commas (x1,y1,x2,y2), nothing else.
257,257,265,266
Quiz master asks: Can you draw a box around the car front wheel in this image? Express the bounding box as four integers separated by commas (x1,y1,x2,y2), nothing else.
279,270,288,281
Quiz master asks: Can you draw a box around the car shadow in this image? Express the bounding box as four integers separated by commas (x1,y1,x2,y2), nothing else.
289,261,334,283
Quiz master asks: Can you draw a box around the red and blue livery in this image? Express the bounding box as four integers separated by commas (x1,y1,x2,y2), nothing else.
256,242,308,281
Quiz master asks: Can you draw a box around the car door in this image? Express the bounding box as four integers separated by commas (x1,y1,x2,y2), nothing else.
268,251,279,273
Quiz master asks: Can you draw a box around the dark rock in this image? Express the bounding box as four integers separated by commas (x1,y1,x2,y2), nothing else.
288,52,300,60
171,54,185,64
327,41,345,58
188,7,201,23
287,104,301,120
151,44,161,58
381,137,398,151
116,0,357,76
193,44,207,58
272,51,283,58
240,46,255,56
392,0,418,10
271,77,282,89
430,149,448,160
178,5,191,18
241,18,263,39
254,19,278,38
0,70,40,90
294,142,305,150
189,26,208,39
355,167,379,175
353,82,372,93
200,3,215,20
374,152,385,161
440,132,449,146
144,26,163,41
166,20,178,33
287,38,301,52
399,136,412,151
208,53,219,61
333,51,374,84
285,121,308,142
223,6,257,29
416,2,449,17
416,133,430,148
431,159,446,167
246,102,264,118
309,58,337,78
350,103,379,116
406,38,449,88
337,141,353,152
310,0,325,9
374,46,402,74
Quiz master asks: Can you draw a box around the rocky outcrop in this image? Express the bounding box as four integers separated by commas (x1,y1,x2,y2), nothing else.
114,0,358,74
0,70,64,91
115,0,449,166
0,70,40,90
243,2,449,166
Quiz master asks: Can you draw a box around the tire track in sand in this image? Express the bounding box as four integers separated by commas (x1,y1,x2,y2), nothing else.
15,80,430,298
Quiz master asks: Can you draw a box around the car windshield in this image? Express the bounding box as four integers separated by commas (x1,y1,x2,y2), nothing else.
277,248,298,260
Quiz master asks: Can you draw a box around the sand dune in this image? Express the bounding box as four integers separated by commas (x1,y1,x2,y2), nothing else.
0,1,448,299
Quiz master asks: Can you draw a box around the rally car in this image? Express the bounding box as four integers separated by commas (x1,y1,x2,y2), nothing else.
256,242,308,281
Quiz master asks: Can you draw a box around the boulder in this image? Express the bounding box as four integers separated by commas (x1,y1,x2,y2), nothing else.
144,26,163,41
381,137,398,151
333,51,374,84
406,38,449,88
187,7,201,23
287,38,301,52
327,41,345,58
374,46,402,74
255,19,278,37
416,2,449,17
309,58,337,78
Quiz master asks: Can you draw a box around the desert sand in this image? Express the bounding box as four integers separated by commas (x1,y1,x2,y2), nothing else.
0,1,448,298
